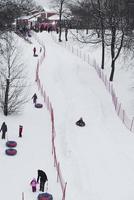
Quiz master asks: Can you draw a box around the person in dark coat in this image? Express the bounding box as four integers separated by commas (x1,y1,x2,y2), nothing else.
76,117,85,127
37,169,48,192
32,93,37,104
0,122,7,139
33,47,36,56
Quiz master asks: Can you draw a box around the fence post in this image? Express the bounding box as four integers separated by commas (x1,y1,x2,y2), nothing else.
88,54,89,64
57,162,60,182
122,110,125,123
22,192,24,200
130,117,134,132
118,103,121,116
84,53,85,62
62,182,67,200
115,97,118,110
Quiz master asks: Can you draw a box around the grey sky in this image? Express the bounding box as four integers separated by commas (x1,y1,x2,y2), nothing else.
35,0,50,7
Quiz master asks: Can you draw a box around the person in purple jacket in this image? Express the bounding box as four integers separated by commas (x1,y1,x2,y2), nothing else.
30,178,38,192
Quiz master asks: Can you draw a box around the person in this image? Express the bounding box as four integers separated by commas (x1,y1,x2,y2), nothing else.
37,169,48,192
33,47,36,56
0,122,7,139
30,178,38,192
76,117,85,127
32,93,37,104
19,125,23,137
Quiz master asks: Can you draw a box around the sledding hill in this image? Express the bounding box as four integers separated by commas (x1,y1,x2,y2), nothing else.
1,31,134,200
35,31,134,200
0,33,61,200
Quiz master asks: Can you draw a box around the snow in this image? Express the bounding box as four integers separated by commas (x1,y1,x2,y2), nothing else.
1,30,134,200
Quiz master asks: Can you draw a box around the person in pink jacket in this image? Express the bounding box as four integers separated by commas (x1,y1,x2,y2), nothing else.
30,178,38,192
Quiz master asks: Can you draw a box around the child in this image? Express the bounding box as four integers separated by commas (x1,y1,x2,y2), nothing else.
19,125,23,137
32,93,37,104
30,178,38,192
33,47,36,56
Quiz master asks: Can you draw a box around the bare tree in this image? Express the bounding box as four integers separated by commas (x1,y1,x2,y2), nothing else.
50,0,69,42
91,0,106,69
0,32,28,115
104,0,128,81
69,0,106,70
0,0,36,32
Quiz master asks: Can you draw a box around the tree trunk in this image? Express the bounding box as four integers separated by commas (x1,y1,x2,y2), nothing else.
58,4,63,42
59,27,62,42
65,28,68,41
101,30,105,69
4,78,10,116
110,26,116,81
109,60,115,81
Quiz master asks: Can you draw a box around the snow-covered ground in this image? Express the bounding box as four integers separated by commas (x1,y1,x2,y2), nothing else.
55,29,134,118
1,30,134,200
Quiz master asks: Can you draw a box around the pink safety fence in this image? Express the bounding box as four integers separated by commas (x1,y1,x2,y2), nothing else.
93,61,134,132
51,34,134,133
35,45,67,200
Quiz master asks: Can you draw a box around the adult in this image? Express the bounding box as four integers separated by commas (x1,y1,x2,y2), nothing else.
37,169,48,192
76,117,85,127
0,122,7,139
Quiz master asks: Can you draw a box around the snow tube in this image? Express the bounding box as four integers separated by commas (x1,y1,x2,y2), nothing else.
34,54,38,57
35,103,43,108
76,121,85,127
5,148,17,156
6,141,17,148
38,193,53,200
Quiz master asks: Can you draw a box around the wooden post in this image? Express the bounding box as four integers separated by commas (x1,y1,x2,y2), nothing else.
130,117,134,132
62,182,67,200
22,192,24,200
57,162,60,182
122,110,125,123
88,54,89,64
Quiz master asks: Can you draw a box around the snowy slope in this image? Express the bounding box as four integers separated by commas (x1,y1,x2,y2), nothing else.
0,31,134,200
35,32,134,200
0,34,61,200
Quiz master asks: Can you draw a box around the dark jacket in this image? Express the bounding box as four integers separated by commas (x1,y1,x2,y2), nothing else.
32,93,37,103
37,170,48,183
0,122,7,133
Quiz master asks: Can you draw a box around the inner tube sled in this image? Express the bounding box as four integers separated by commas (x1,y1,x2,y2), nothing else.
38,193,53,200
5,148,17,156
76,118,85,127
6,141,17,148
35,103,43,108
